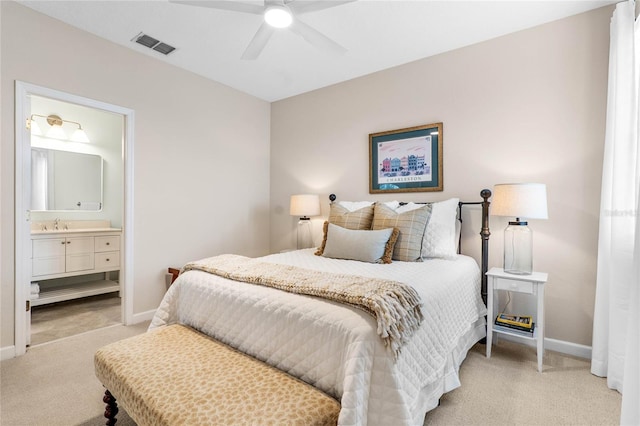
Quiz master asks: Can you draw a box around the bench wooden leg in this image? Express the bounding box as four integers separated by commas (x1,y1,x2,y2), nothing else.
103,389,119,426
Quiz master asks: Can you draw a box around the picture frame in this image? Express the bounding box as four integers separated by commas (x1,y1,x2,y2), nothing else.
369,122,443,193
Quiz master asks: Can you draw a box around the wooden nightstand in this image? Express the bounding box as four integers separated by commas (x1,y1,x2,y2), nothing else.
485,267,548,372
167,268,180,286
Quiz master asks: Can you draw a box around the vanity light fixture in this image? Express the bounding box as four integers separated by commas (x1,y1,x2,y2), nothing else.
29,119,43,136
27,114,91,143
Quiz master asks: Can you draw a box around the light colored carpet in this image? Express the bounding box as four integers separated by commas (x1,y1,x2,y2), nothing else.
1,322,148,426
425,341,621,425
30,293,121,346
1,324,621,426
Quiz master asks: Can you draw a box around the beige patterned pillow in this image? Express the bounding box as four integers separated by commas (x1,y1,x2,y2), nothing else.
328,203,375,230
372,203,432,262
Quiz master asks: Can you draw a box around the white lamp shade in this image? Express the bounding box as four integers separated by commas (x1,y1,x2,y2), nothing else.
70,128,90,143
46,124,67,140
491,183,548,220
290,194,320,217
30,120,43,136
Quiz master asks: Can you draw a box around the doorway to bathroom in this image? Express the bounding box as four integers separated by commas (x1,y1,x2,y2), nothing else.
14,81,135,355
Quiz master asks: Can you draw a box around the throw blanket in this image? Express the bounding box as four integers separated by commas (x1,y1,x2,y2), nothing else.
181,254,424,357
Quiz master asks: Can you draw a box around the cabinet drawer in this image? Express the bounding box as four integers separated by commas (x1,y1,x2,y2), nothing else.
95,236,120,253
32,239,66,258
65,237,95,255
33,257,65,277
66,253,94,272
494,278,533,294
95,251,120,269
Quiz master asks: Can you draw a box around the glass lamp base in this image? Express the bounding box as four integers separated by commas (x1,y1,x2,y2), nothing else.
297,219,313,249
503,222,533,275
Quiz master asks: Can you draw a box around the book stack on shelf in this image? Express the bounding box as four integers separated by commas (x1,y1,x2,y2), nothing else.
494,313,535,337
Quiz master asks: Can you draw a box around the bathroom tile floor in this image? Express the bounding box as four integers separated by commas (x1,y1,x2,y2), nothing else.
30,293,121,346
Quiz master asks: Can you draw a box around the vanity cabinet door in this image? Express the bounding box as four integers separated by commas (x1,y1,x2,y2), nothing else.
33,256,66,276
65,237,95,272
65,237,94,255
32,238,66,258
66,253,95,272
32,238,66,276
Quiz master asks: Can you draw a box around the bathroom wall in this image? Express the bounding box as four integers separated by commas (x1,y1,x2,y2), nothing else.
29,96,124,228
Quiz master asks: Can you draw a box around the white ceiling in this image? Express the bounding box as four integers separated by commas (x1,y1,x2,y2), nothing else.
19,0,618,102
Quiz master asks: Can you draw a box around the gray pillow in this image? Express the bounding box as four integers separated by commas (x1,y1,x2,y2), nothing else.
321,223,398,263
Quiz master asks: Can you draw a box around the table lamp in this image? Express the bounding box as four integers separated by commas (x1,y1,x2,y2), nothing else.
290,194,321,249
491,183,548,275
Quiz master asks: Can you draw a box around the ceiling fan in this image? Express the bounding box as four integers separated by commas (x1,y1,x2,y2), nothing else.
170,0,355,60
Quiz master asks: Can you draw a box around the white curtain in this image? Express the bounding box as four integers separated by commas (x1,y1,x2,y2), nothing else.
592,1,640,425
31,148,48,211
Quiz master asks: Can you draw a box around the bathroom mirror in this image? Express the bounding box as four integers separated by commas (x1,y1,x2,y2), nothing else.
31,148,103,211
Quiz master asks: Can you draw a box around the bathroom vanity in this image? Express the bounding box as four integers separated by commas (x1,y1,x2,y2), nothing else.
30,220,121,306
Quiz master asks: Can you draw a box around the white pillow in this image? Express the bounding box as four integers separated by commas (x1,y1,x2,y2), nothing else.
337,200,400,212
395,202,422,213
337,201,374,212
384,201,401,210
423,198,459,259
391,199,460,258
322,223,394,263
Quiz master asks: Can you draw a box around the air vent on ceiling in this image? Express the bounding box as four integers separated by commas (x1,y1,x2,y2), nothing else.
153,43,176,55
132,32,176,56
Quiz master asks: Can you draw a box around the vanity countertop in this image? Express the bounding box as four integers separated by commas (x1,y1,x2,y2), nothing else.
31,227,122,236
30,220,121,236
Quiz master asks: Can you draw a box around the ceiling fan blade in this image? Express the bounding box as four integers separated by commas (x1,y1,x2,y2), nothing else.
241,23,275,60
169,0,264,15
290,18,347,55
288,0,356,16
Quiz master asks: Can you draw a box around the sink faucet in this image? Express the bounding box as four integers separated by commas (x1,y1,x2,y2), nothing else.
54,218,60,230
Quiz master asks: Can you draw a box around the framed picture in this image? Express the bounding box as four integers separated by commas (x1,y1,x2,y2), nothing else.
369,122,443,193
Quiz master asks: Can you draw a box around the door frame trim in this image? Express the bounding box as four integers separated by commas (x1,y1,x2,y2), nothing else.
14,81,135,356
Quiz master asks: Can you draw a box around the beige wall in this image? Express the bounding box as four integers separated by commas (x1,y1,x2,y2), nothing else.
1,2,271,350
271,6,613,347
1,2,615,351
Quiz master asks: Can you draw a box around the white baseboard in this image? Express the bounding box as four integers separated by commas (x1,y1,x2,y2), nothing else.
497,334,592,359
1,345,16,361
128,309,156,325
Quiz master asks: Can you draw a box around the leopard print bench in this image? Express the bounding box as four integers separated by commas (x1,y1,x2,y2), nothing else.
94,324,340,426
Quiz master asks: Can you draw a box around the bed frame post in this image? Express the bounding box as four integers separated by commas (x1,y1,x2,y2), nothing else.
479,189,491,306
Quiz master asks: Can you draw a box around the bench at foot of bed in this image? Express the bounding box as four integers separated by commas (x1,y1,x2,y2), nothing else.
94,324,341,426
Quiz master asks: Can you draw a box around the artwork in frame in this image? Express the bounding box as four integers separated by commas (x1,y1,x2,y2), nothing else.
369,123,443,193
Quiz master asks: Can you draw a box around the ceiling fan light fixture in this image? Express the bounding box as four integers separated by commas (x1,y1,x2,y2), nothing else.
264,5,292,28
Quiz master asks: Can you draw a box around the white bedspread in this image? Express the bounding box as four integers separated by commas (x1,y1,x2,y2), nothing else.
150,249,487,426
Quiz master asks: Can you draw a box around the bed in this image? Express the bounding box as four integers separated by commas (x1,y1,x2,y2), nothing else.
150,190,491,426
